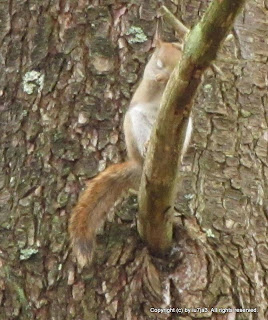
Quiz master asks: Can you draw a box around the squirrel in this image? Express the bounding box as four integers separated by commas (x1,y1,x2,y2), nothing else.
69,40,192,266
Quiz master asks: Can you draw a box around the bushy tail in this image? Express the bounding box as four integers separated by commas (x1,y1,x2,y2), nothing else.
69,161,142,266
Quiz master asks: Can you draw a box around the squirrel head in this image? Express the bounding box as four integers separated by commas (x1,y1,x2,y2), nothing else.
155,40,182,75
143,40,182,82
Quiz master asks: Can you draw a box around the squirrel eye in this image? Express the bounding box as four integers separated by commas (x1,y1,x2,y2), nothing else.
156,59,164,69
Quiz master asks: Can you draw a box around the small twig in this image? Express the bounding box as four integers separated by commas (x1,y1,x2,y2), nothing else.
210,63,225,76
159,6,189,38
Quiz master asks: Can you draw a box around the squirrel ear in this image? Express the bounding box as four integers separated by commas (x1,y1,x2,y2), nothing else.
171,42,183,50
154,18,163,47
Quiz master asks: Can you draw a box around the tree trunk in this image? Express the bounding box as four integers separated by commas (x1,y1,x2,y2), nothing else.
0,0,267,320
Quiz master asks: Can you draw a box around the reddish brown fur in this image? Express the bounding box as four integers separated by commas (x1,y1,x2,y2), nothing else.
69,161,141,266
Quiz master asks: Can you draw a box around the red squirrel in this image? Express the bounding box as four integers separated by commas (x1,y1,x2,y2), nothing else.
69,40,192,266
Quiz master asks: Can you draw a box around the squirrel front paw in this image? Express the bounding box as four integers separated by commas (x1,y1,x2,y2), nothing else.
155,73,169,83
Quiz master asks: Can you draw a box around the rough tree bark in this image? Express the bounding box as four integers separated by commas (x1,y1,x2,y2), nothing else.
0,1,267,320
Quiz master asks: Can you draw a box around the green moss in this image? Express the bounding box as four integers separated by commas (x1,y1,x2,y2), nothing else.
126,26,148,44
22,70,44,95
19,248,39,260
205,228,216,238
240,109,251,117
